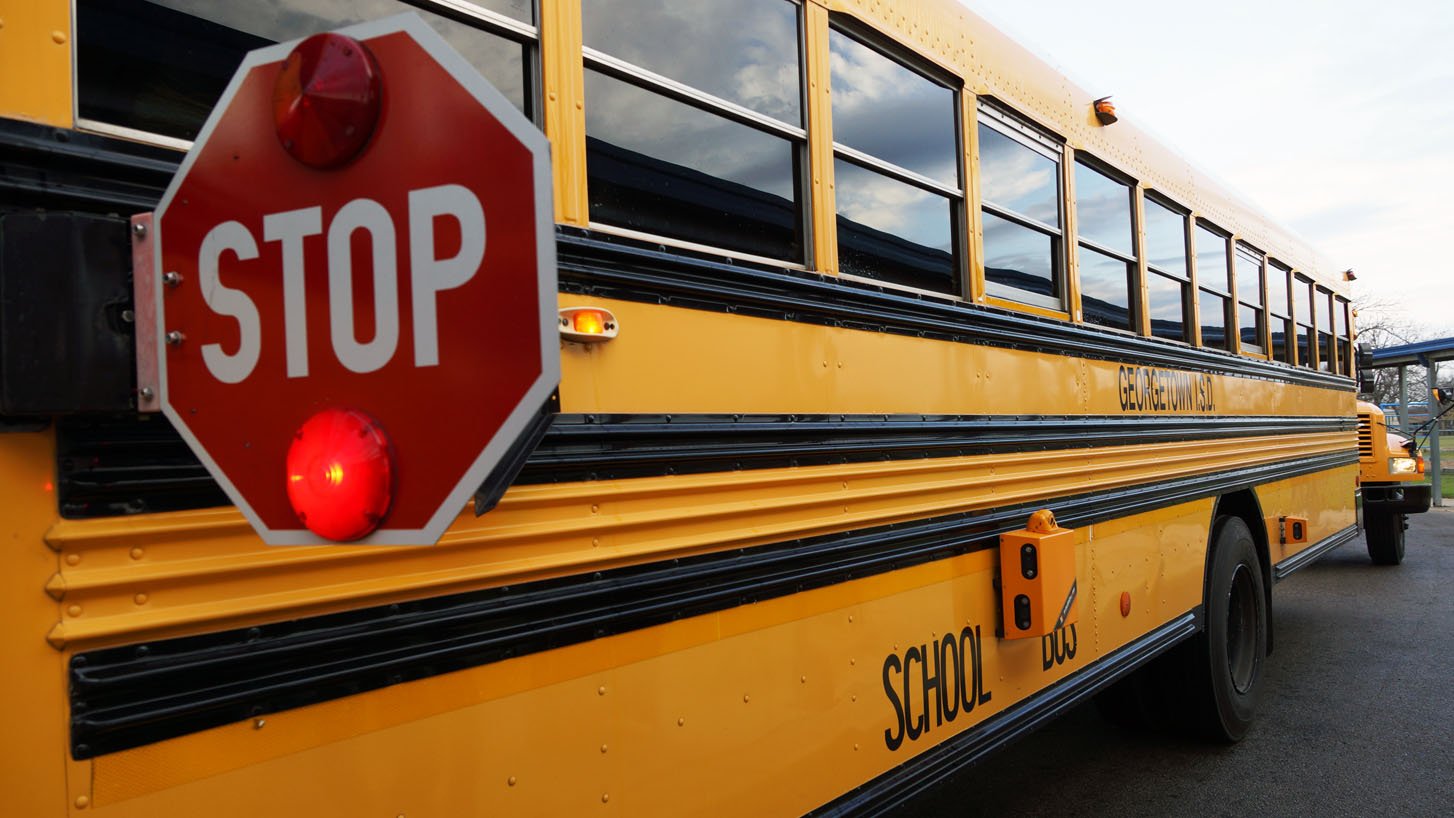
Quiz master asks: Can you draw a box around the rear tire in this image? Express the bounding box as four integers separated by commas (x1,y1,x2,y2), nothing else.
1186,516,1267,742
1365,511,1406,565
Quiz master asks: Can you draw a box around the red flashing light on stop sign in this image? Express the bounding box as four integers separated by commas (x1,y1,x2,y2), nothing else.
273,32,382,169
286,408,394,541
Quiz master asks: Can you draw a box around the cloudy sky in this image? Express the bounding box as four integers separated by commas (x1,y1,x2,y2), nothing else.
960,0,1454,340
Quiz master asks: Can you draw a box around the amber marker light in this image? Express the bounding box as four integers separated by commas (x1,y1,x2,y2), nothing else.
286,407,394,541
273,32,382,169
559,306,620,343
1093,96,1118,125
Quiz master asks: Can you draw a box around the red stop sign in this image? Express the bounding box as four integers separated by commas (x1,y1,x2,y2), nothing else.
153,15,557,545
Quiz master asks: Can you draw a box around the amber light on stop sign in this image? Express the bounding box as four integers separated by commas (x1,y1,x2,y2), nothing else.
286,407,394,541
273,32,382,169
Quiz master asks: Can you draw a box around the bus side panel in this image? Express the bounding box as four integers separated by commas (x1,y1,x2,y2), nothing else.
0,429,73,817
0,3,73,127
1257,464,1359,566
81,499,1215,817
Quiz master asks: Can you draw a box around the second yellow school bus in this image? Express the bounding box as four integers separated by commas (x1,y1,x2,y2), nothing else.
0,0,1412,815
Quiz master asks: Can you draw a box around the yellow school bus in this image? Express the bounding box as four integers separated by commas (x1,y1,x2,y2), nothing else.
0,0,1424,815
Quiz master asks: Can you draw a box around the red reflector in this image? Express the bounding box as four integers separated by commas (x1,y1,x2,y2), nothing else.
272,32,382,169
286,408,394,541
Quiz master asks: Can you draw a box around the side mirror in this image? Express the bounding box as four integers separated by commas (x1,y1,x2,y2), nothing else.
1434,387,1454,406
1356,345,1376,395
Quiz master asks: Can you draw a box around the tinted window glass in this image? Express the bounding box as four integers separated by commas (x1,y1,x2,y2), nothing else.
1321,289,1335,331
1200,291,1229,350
1270,316,1289,362
1079,247,1132,330
584,0,801,124
1074,162,1133,255
1297,325,1313,367
78,0,531,141
1238,303,1263,350
1235,252,1263,305
983,211,1058,298
1143,198,1187,276
1339,340,1352,375
1268,264,1290,317
835,159,955,292
1295,277,1313,324
830,29,956,185
978,124,1059,226
585,69,801,261
1318,333,1333,371
1196,225,1229,293
1147,272,1187,342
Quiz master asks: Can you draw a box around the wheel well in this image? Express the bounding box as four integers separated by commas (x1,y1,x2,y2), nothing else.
1210,490,1274,655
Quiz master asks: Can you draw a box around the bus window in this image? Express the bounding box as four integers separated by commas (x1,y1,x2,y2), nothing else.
582,0,806,264
1074,159,1137,331
979,105,1065,309
1235,245,1266,354
1336,297,1353,375
1143,196,1192,342
1317,286,1336,371
76,0,535,144
829,26,961,293
1195,222,1231,350
1267,261,1292,363
1294,274,1315,367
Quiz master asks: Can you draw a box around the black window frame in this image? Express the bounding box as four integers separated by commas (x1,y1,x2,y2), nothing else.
827,18,965,295
1072,155,1139,333
977,101,1067,311
1233,242,1267,355
1293,273,1316,368
74,0,545,148
582,0,811,266
1267,259,1293,364
1141,193,1193,344
1194,220,1233,352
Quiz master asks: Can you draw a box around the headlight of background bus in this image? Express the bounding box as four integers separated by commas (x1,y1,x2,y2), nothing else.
1388,456,1421,475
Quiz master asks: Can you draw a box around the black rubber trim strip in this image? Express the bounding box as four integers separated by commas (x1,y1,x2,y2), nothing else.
0,117,179,212
68,449,1352,759
806,611,1202,818
57,412,1353,518
1272,523,1360,582
555,227,1355,393
516,413,1354,483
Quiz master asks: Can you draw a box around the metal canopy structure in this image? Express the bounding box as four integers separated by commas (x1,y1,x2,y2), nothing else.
1369,336,1454,506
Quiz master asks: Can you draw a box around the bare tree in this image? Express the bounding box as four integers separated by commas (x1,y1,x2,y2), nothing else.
1353,296,1428,408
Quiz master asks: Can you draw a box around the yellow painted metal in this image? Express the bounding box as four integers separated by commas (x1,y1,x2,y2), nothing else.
79,497,1217,816
1133,184,1152,336
0,429,73,817
1253,465,1357,566
804,1,837,275
0,0,73,126
1356,402,1417,484
45,418,1351,654
962,93,986,302
540,0,588,226
1063,143,1083,323
556,297,1353,418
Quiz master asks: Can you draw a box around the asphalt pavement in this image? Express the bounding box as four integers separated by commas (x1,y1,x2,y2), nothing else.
897,506,1454,818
